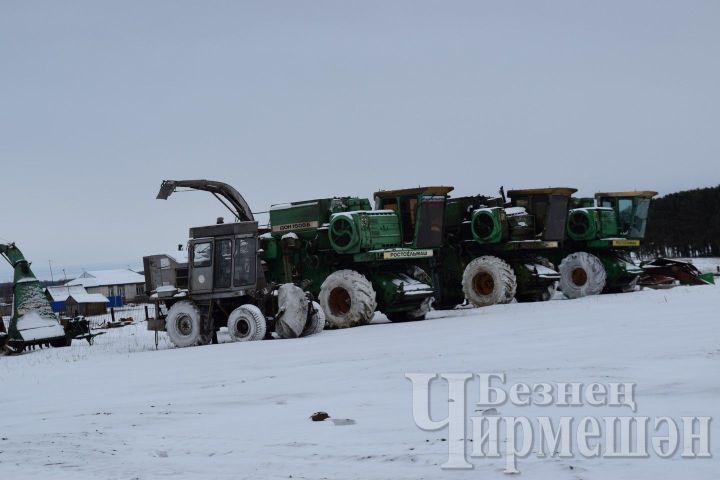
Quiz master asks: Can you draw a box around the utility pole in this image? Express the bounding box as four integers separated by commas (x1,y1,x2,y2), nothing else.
48,260,54,282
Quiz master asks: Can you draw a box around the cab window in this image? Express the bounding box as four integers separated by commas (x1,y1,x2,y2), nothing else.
400,197,418,243
192,242,212,267
233,237,256,286
618,198,633,234
213,239,233,289
415,196,445,248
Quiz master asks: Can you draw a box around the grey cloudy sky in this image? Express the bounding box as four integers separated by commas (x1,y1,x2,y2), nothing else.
1,0,719,281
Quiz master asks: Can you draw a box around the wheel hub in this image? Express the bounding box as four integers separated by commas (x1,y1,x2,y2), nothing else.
235,318,250,337
473,272,495,296
328,287,351,316
177,314,193,336
571,267,588,286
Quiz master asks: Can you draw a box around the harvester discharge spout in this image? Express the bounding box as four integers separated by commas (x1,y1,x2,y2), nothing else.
157,179,255,222
0,243,66,353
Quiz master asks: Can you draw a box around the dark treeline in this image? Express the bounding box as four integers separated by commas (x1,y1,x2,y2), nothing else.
641,185,720,258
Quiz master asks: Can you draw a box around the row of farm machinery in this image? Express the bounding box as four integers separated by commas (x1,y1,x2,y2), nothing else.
2,180,714,353
140,179,702,349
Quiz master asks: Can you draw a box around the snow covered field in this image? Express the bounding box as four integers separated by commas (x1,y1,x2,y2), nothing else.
1,284,718,480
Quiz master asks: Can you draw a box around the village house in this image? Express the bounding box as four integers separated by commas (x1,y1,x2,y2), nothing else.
64,293,110,316
64,269,146,305
46,285,110,315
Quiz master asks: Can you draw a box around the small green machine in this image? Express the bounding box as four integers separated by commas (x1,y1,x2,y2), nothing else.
432,187,574,308
0,243,67,353
552,191,658,298
262,187,452,327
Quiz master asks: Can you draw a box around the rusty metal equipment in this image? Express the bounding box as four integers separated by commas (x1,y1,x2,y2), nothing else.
638,258,715,288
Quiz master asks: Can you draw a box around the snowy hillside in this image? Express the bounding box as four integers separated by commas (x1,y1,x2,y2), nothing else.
1,284,718,480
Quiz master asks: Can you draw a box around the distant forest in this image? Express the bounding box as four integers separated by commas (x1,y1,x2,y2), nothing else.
642,185,720,258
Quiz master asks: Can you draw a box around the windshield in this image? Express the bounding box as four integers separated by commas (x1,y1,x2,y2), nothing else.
629,198,651,239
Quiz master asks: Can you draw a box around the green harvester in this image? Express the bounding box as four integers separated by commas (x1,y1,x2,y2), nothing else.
262,187,452,327
550,190,658,298
431,187,573,308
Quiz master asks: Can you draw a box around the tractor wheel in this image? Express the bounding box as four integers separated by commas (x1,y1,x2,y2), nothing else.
462,256,517,307
301,301,326,337
319,270,377,329
165,300,206,347
227,304,267,342
386,298,431,322
559,252,607,299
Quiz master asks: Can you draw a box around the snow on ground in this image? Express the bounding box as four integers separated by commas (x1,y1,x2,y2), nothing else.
1,284,719,480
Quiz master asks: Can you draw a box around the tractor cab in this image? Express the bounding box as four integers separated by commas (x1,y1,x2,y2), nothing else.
506,188,577,242
186,221,264,298
146,179,326,348
150,180,266,298
373,186,454,249
594,191,657,240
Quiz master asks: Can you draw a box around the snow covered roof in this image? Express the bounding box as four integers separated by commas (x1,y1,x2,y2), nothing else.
67,293,110,304
64,269,145,288
46,285,88,302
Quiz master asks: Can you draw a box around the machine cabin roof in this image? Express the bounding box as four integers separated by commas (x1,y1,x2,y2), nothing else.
595,191,658,198
507,187,578,197
374,186,454,198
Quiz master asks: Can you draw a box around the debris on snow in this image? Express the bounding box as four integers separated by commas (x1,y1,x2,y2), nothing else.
310,411,330,421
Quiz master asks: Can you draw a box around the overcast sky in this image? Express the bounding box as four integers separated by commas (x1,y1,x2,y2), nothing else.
1,1,719,281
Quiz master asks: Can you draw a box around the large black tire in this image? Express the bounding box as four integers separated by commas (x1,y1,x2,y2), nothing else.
301,301,326,337
165,300,206,347
227,304,267,342
559,252,607,299
275,284,310,339
319,270,377,328
462,256,517,307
